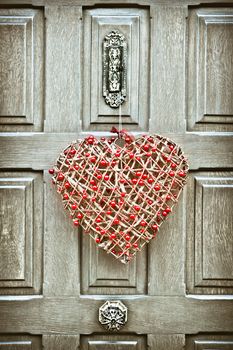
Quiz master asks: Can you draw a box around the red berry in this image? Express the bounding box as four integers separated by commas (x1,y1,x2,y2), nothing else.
92,185,98,191
125,137,131,143
64,182,70,189
70,149,76,155
91,197,96,202
90,156,96,163
120,178,126,183
132,179,137,185
106,210,112,215
95,237,100,243
146,152,152,157
134,205,140,211
95,226,100,231
71,204,77,210
129,214,136,220
140,220,147,226
63,194,69,200
148,178,154,184
129,153,134,159
97,174,102,180
125,243,131,249
104,175,109,181
96,217,102,223
90,179,96,185
77,213,83,219
73,220,79,226
49,168,54,174
179,171,186,177
138,180,144,186
101,137,106,141
152,147,157,152
171,163,176,169
115,152,121,157
110,233,116,239
57,173,64,181
110,201,116,208
162,211,167,217
136,171,142,177
125,234,131,241
166,207,171,213
169,145,174,151
133,243,138,249
85,153,90,157
154,184,160,191
82,194,88,199
121,192,126,197
152,224,158,231
142,174,147,179
143,145,150,151
100,160,107,167
166,195,171,200
169,171,175,177
113,218,120,225
148,200,153,205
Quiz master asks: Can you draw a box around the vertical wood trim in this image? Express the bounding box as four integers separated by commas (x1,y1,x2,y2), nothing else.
150,5,187,133
43,172,80,296
44,6,82,132
148,334,185,350
43,335,79,350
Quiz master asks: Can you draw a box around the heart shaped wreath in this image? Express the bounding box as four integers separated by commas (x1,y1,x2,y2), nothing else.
50,129,188,264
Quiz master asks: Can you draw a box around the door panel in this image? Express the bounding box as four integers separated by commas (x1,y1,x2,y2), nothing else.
0,9,44,131
0,1,233,350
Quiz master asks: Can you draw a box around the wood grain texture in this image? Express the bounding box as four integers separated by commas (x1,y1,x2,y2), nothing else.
0,334,41,350
0,172,43,295
148,334,185,350
5,0,233,5
0,132,232,170
148,191,186,295
150,5,186,133
0,9,44,132
0,296,232,334
81,233,147,294
83,8,149,131
186,334,233,350
43,172,80,296
44,6,82,132
186,171,233,294
188,8,233,132
43,335,79,350
81,335,146,350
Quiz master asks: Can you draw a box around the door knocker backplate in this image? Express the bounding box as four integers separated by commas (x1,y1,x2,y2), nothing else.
99,300,128,331
103,30,127,108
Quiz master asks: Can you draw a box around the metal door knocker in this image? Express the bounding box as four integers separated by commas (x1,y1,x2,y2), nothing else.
99,300,128,331
103,30,127,108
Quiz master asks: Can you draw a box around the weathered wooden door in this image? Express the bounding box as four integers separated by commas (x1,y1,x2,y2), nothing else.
0,0,233,349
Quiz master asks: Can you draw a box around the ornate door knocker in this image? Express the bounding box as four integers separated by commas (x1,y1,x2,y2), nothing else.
99,300,128,331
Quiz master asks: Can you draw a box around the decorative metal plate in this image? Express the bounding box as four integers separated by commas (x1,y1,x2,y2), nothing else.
99,300,128,331
103,30,127,108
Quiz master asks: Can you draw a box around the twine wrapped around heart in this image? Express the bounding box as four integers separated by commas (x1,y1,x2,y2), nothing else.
50,131,188,263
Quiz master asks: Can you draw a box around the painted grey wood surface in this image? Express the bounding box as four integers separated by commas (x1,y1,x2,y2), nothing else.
0,2,233,350
0,9,44,132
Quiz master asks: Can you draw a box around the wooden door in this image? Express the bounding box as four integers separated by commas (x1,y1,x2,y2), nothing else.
0,1,233,349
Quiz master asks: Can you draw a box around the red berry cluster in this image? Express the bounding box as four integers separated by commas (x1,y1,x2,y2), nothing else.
49,132,188,264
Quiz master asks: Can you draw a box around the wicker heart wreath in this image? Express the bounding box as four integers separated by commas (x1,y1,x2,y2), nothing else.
50,130,188,264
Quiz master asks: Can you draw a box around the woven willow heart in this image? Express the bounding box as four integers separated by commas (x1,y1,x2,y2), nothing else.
50,133,188,263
